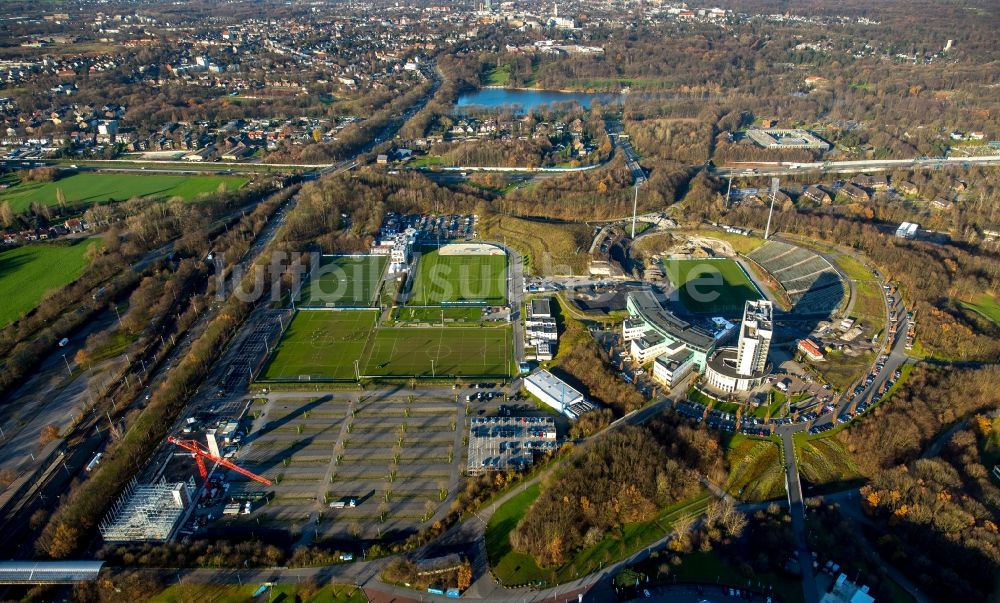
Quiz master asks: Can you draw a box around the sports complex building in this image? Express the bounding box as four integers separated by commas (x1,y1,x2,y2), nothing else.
624,290,731,372
704,300,774,394
524,370,598,419
745,241,845,316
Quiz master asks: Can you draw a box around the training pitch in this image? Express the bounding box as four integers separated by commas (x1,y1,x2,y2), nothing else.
260,310,377,381
663,258,762,315
298,255,388,308
408,247,507,305
363,327,512,378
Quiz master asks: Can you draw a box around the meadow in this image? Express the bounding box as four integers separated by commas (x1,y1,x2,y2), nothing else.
0,172,249,213
0,239,97,327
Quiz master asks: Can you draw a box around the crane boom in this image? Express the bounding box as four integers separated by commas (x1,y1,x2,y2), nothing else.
168,436,272,486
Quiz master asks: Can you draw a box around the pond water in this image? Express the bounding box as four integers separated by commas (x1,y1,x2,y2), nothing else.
454,88,624,113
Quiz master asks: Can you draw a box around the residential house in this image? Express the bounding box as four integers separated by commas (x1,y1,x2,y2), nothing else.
803,185,832,205
64,218,86,232
851,174,888,191
841,183,870,203
221,143,251,160
931,197,953,210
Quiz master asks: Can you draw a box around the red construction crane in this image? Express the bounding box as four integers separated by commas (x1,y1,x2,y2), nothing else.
167,436,272,486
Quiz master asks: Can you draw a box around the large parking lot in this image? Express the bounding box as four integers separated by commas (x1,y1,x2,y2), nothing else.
381,212,477,242
211,393,466,542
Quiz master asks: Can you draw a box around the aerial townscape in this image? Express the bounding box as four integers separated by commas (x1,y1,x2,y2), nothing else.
0,0,998,602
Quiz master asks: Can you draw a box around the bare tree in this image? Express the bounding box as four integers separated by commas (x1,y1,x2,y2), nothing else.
0,201,13,227
720,500,748,538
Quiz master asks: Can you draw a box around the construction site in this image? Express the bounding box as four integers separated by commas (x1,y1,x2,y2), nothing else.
99,478,196,543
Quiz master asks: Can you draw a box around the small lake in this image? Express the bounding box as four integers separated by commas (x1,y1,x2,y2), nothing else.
455,88,624,113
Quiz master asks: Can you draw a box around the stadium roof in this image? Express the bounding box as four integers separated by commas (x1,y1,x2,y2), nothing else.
628,290,716,351
0,561,105,584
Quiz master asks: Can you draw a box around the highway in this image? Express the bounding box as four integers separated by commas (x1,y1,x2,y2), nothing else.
606,120,646,185
712,153,1000,177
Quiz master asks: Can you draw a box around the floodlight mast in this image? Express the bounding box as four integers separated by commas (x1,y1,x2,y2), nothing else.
630,185,639,238
764,177,779,240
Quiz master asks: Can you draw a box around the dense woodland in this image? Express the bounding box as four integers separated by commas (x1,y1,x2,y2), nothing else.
550,299,645,418
840,365,1000,475
861,450,999,602
511,418,724,566
836,365,1000,601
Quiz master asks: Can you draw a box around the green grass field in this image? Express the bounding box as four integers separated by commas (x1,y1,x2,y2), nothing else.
0,239,97,327
362,326,511,377
298,255,387,308
260,310,378,381
486,483,546,585
724,434,785,502
0,172,250,213
793,433,861,488
815,251,884,334
150,583,365,603
663,258,762,315
484,65,512,86
960,293,1000,326
982,415,1000,473
409,248,507,305
752,391,788,419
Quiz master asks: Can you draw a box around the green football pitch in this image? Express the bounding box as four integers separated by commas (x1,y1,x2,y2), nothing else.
259,310,378,381
662,258,762,315
408,249,507,305
298,255,387,308
362,327,512,378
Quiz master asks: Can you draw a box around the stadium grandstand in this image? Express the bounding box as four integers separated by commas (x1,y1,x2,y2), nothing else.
746,241,845,316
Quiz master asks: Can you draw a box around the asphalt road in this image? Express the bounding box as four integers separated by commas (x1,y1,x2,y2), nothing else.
776,427,818,603
711,154,1000,177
